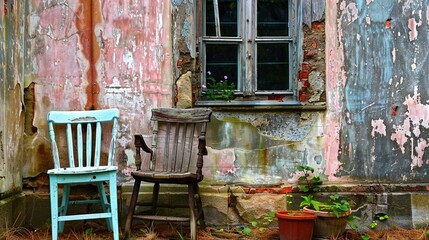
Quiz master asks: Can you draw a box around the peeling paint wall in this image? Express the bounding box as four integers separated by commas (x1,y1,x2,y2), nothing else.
23,0,173,184
330,0,429,182
0,0,25,197
2,0,428,197
11,0,329,190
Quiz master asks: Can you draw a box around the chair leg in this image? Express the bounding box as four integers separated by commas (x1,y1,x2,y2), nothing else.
108,174,119,240
97,182,113,231
124,179,141,239
194,184,206,230
188,184,197,240
58,184,70,233
151,183,160,215
49,176,59,240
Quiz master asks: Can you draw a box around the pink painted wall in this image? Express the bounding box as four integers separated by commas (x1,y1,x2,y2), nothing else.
25,0,173,179
5,0,429,191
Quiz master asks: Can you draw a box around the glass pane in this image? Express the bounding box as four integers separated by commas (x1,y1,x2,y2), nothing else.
257,43,289,90
205,0,239,37
257,0,288,36
205,44,238,89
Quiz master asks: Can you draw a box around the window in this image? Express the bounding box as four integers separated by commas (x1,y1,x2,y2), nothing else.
198,0,301,105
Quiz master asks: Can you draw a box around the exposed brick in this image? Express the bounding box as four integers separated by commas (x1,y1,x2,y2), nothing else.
277,186,293,194
385,19,391,28
299,72,309,79
268,95,284,101
311,21,325,30
301,63,311,71
304,50,317,60
302,80,309,87
299,92,307,102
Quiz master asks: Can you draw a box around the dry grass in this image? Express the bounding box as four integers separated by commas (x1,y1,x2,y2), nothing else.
1,223,428,239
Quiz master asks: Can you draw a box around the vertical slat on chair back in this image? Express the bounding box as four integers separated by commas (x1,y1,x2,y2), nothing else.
47,109,120,169
150,108,211,173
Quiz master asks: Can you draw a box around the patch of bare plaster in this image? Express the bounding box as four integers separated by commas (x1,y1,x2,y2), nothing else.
307,71,324,103
182,19,193,54
339,1,359,23
175,71,193,108
391,87,429,169
120,148,136,179
207,148,238,176
365,17,371,25
212,112,316,141
408,18,418,41
371,119,386,137
427,5,429,25
24,83,38,135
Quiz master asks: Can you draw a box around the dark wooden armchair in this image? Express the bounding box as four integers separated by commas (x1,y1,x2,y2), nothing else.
124,108,212,240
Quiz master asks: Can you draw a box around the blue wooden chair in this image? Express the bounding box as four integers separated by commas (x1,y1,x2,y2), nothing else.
47,109,120,240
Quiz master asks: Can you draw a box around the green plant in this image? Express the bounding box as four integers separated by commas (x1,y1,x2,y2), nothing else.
84,227,93,237
361,234,371,240
233,225,252,236
251,211,276,232
177,230,185,240
297,165,323,192
295,165,352,218
138,226,158,240
204,71,235,101
299,194,350,218
369,213,389,229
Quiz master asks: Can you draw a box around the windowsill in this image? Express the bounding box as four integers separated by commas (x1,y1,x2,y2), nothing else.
194,100,326,111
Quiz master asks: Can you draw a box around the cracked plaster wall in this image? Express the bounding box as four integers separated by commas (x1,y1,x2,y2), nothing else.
22,0,174,186
0,0,26,197
2,0,429,196
328,0,429,182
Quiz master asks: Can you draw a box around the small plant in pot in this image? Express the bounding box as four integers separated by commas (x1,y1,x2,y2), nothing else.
293,165,355,239
275,165,320,240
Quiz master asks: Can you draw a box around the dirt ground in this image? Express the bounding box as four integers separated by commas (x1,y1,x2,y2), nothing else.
2,223,428,240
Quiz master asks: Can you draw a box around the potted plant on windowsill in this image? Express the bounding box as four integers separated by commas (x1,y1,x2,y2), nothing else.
203,71,235,101
293,165,355,239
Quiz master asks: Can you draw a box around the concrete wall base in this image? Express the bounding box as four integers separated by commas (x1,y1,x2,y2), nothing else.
1,183,429,232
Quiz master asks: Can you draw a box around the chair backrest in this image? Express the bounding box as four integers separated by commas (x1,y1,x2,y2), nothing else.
47,109,120,169
136,108,211,178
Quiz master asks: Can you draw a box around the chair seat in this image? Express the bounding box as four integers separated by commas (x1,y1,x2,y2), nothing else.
131,170,199,183
48,166,118,175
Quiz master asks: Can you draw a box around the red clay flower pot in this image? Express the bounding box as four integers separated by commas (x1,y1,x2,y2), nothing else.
275,210,317,240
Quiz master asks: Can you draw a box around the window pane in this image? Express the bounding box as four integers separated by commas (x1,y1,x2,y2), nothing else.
257,43,289,90
205,0,239,37
257,0,288,36
205,44,238,89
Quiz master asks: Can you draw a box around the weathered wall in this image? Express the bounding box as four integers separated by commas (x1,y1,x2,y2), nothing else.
23,0,173,184
0,0,428,230
0,0,25,197
327,0,429,182
1,0,428,199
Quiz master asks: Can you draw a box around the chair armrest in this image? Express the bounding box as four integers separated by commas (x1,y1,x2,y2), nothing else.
134,134,153,171
199,136,208,155
134,134,153,154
